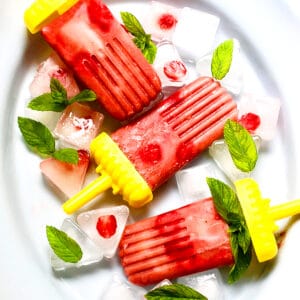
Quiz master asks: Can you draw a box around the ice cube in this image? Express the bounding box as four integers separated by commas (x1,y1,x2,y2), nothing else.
176,269,225,300
209,136,261,183
175,162,227,203
154,40,188,96
237,93,281,140
141,1,181,42
196,39,243,95
50,218,103,271
173,7,220,62
76,205,129,258
101,274,147,300
54,102,104,151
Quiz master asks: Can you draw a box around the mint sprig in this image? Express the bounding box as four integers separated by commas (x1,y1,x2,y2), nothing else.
28,78,96,112
145,283,207,300
46,225,83,263
18,116,78,164
224,119,258,172
206,177,252,284
211,39,234,80
120,12,157,64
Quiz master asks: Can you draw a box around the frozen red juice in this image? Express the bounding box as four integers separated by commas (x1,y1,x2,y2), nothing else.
38,0,161,121
119,197,234,285
62,76,237,213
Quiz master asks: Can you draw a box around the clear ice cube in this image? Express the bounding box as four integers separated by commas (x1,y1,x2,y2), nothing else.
173,7,220,62
141,1,180,42
175,162,228,203
50,218,103,271
154,40,188,96
237,93,281,140
176,269,225,300
76,205,129,258
101,274,146,300
209,136,261,183
196,39,243,95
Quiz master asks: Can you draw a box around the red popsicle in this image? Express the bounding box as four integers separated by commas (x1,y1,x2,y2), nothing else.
40,0,162,121
119,197,234,285
62,76,237,213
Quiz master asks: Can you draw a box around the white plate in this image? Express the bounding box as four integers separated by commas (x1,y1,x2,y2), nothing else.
1,0,300,299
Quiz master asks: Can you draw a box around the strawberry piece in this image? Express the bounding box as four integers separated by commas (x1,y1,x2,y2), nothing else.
96,215,117,239
40,149,90,199
54,102,104,151
163,60,187,81
238,112,261,133
29,52,80,98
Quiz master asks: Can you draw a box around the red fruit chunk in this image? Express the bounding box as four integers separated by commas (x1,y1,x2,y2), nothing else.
40,150,90,198
163,60,187,81
96,215,117,239
158,13,177,30
238,112,261,133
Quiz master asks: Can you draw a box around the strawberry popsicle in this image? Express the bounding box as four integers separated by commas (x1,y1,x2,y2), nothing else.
62,76,237,214
25,0,161,121
119,197,234,285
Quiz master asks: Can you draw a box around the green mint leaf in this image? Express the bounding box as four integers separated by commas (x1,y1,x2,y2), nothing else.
206,177,243,223
224,119,258,172
50,77,67,102
142,39,157,64
53,148,79,164
27,93,67,112
120,11,146,37
228,241,252,284
18,117,55,156
238,224,251,254
69,89,97,104
121,12,157,64
46,225,83,263
145,283,207,300
211,39,234,80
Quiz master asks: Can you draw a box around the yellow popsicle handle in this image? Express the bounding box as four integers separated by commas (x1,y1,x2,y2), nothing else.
62,132,153,214
24,0,79,34
62,174,112,214
268,199,300,221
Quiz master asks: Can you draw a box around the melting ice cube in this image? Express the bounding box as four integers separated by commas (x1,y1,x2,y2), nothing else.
154,40,188,96
175,162,227,203
141,1,181,42
77,205,129,258
173,7,220,62
50,218,103,271
196,39,243,95
177,269,225,300
54,102,103,151
101,274,147,300
209,136,261,183
237,93,281,140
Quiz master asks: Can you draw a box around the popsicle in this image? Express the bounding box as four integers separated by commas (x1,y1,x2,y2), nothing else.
62,76,237,214
24,0,162,121
119,197,234,285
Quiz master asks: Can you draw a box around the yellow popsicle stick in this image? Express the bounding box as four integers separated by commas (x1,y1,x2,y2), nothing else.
62,132,153,214
24,0,79,34
235,178,300,263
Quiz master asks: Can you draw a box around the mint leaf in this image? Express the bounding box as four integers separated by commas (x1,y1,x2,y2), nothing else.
145,283,207,300
121,11,157,64
69,89,97,104
224,119,258,172
53,148,79,164
28,77,96,112
206,177,242,223
206,177,252,283
18,116,55,156
211,39,234,80
27,93,67,112
120,11,146,37
46,225,82,263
